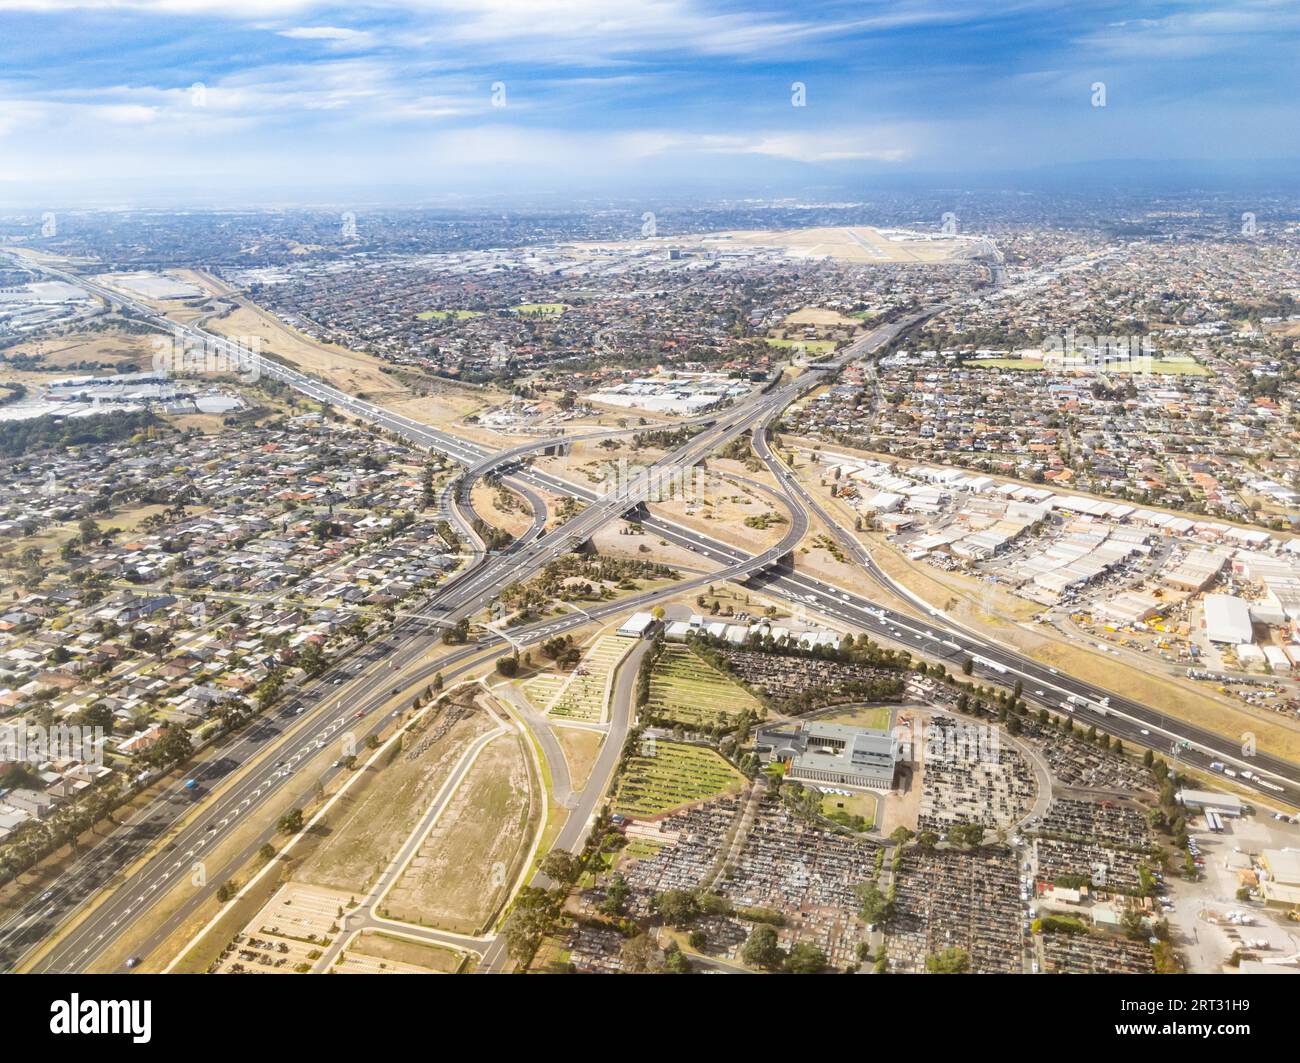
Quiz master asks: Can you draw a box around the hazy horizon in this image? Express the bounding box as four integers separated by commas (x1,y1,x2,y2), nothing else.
2,1,1299,206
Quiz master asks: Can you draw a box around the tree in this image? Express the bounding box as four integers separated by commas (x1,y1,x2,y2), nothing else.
278,808,304,835
925,947,970,974
662,942,691,974
948,822,985,848
742,924,784,969
504,887,558,967
540,849,580,884
602,873,630,916
785,942,827,974
147,724,193,768
621,933,658,973
655,889,700,927
74,702,114,734
855,881,891,924
1120,906,1147,941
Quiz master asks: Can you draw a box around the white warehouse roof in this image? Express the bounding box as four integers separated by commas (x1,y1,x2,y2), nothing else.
1204,594,1254,644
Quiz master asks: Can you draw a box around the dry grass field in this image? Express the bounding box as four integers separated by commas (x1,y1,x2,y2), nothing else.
382,730,538,934
295,704,496,897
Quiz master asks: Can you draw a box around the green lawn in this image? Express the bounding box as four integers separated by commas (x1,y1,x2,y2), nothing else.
416,309,483,320
819,791,877,830
514,303,567,316
817,705,893,730
968,356,1209,376
766,337,836,355
612,741,745,818
645,644,762,730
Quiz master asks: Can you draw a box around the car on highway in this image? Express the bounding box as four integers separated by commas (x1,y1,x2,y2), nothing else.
40,890,53,901
1140,728,1150,735
353,710,366,718
125,956,140,968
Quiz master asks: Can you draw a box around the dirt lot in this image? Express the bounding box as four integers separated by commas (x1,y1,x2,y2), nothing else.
647,473,791,556
381,729,538,934
333,930,466,974
1,327,157,381
470,479,536,539
879,706,930,835
384,387,502,433
781,306,862,329
587,518,720,573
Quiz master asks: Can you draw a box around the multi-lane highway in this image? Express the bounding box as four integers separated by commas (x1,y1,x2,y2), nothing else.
1,263,920,971
4,256,1297,977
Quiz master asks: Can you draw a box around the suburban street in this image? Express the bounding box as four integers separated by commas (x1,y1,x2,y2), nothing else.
4,259,1297,979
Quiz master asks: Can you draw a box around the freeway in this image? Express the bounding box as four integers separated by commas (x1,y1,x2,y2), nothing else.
640,437,1300,807
7,257,1296,976
23,535,788,973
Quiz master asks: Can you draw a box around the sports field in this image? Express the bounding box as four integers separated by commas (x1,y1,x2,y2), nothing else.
766,337,836,355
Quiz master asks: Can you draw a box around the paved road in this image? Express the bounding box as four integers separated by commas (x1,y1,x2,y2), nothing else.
7,258,1296,974
742,432,1300,803
478,638,653,972
309,698,515,973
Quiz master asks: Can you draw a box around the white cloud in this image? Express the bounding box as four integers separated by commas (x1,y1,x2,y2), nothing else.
618,128,915,164
278,25,373,44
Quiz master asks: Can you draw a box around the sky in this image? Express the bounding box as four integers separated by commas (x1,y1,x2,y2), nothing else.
0,0,1298,205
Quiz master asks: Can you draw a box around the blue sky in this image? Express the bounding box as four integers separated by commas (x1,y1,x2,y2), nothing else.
0,1,1297,204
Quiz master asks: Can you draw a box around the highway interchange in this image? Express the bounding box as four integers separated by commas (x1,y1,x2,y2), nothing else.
2,258,1298,974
